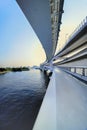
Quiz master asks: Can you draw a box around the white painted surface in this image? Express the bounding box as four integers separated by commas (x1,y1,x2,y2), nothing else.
16,0,53,60
55,68,87,130
57,58,87,67
33,68,87,130
33,71,57,130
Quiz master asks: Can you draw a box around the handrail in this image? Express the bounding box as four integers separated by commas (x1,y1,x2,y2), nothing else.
65,16,87,45
59,66,87,77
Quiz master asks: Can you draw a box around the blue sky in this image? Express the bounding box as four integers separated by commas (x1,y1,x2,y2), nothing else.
0,0,87,67
0,0,45,67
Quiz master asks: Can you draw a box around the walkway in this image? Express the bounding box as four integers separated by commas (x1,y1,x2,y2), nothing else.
33,68,87,130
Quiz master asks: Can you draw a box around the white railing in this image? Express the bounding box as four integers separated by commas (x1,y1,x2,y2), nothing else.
65,16,87,45
59,66,87,77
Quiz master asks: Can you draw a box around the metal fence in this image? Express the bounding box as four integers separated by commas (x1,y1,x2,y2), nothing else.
60,67,87,77
66,16,87,45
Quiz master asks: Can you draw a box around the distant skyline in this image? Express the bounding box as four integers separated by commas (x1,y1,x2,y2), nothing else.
0,0,87,67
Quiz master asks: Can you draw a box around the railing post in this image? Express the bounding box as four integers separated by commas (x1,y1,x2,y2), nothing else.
86,16,87,22
82,68,85,76
74,67,76,73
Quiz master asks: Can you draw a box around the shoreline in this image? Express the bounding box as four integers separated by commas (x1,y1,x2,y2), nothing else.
0,71,8,75
0,67,30,74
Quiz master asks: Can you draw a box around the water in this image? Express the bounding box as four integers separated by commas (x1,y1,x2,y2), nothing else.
0,69,49,130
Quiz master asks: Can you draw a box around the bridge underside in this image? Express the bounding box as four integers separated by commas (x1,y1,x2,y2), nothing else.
16,0,64,61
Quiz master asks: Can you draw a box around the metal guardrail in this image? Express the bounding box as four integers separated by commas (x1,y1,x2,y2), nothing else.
61,67,87,77
65,16,87,46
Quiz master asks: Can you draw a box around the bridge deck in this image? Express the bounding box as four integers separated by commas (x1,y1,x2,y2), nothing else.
33,68,87,130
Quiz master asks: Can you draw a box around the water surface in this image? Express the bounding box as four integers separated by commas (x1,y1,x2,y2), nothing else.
0,69,49,130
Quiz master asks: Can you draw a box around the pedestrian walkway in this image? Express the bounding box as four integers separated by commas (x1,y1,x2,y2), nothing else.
33,68,87,130
55,68,87,130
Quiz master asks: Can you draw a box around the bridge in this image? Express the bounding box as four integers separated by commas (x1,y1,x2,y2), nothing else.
16,0,87,130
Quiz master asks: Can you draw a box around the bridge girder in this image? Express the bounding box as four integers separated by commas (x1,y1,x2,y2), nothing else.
16,0,64,61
